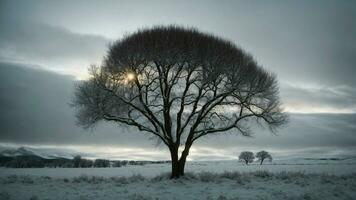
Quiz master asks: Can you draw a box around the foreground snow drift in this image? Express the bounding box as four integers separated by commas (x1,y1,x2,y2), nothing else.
1,161,356,199
1,171,355,200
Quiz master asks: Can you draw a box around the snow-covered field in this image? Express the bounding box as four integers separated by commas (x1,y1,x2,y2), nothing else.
1,160,356,200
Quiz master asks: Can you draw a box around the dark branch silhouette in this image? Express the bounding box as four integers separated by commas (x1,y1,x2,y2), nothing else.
71,26,288,178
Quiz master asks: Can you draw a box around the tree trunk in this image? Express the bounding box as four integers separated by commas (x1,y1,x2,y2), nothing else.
178,150,189,176
170,144,191,178
260,159,264,165
178,158,186,176
170,146,180,179
245,160,248,165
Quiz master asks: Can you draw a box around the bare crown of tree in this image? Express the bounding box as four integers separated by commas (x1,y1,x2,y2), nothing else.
72,25,287,178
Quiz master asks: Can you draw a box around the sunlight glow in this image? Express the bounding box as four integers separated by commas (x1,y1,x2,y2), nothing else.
126,72,136,82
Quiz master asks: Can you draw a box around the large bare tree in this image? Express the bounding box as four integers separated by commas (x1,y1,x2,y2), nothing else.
72,26,288,178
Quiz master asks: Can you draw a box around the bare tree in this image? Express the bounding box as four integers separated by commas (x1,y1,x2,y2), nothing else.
256,150,272,165
239,151,255,165
71,26,288,178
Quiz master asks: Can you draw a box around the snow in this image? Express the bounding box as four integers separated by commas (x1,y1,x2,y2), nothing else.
1,160,356,200
1,160,356,178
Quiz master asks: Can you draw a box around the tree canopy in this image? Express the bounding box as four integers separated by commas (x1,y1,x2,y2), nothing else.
72,26,288,178
239,151,255,165
256,151,273,165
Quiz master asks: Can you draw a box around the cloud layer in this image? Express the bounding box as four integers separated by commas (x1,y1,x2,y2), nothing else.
0,63,355,160
1,1,356,86
281,84,356,113
0,18,108,78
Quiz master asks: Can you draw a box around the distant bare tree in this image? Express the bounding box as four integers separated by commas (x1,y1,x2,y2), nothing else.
256,151,272,165
72,26,288,178
239,151,255,165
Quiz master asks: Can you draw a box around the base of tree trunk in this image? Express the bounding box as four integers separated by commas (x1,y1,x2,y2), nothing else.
170,163,185,179
170,147,188,179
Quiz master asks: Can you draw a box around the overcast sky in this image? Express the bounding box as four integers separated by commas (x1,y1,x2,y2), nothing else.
0,0,355,160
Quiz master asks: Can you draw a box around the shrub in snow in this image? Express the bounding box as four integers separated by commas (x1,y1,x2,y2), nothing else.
0,192,10,200
302,192,316,200
151,173,170,182
207,195,240,200
29,195,39,200
71,175,107,184
238,151,254,165
275,171,307,183
15,175,34,184
220,171,247,184
320,173,336,184
111,176,129,185
181,172,198,181
40,176,51,180
331,185,346,198
198,171,220,182
127,174,145,183
216,195,228,200
252,170,272,178
89,176,106,184
72,175,90,183
3,175,18,184
221,171,242,180
128,193,153,200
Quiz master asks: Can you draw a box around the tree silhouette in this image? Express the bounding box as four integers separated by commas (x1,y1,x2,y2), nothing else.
256,151,272,165
72,26,288,178
239,151,255,165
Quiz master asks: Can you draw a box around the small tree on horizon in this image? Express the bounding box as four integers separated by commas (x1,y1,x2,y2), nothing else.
239,151,255,165
256,151,272,165
72,26,288,178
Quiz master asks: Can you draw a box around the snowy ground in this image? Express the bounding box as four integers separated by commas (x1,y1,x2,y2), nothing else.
1,160,356,200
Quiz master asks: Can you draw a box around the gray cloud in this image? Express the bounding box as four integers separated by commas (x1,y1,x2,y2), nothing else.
0,18,109,77
0,63,355,159
197,113,356,149
2,0,355,86
280,84,356,113
0,62,156,148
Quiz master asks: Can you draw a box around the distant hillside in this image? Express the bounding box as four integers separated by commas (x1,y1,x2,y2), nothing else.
0,146,76,159
0,147,36,157
0,147,170,168
0,147,76,168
